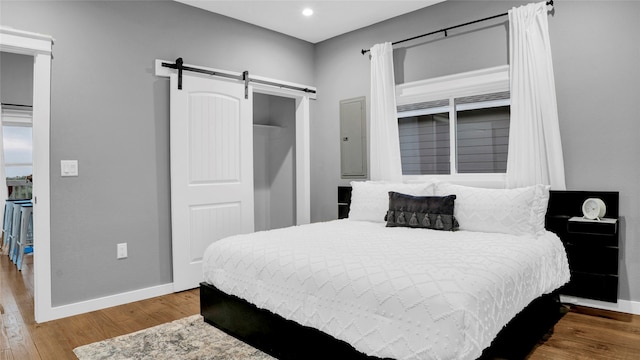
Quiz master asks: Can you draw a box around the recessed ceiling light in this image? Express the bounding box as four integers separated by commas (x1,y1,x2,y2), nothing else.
302,8,314,17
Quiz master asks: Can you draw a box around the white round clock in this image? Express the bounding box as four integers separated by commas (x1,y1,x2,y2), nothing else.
582,198,606,220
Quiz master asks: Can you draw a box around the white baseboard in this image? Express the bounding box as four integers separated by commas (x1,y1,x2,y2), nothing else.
38,283,175,323
560,295,640,315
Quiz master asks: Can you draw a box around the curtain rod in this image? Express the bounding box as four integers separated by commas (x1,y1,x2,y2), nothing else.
361,0,554,55
161,58,316,98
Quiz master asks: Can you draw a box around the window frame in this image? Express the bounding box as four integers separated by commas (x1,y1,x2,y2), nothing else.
395,65,510,187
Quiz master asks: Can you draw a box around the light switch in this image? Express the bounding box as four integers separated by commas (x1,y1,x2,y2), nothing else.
61,160,79,177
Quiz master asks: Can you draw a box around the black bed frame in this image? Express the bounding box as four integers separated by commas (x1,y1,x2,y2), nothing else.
201,282,387,359
199,190,581,359
200,282,562,360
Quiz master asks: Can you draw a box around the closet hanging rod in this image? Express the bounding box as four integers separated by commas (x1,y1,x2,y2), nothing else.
161,58,317,97
361,0,554,55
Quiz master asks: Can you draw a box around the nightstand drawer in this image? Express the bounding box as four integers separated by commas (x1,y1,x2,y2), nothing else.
562,232,618,247
565,244,618,275
567,217,617,235
562,273,618,303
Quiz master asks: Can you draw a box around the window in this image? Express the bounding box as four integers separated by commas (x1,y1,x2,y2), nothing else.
457,107,510,174
398,100,451,175
395,66,510,179
1,105,33,199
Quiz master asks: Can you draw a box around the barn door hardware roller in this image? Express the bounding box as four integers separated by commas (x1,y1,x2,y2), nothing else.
161,58,316,98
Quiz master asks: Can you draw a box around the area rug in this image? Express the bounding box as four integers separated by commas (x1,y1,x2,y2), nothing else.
73,314,275,360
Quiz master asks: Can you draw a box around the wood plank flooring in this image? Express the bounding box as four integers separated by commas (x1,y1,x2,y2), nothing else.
0,249,199,360
2,249,640,360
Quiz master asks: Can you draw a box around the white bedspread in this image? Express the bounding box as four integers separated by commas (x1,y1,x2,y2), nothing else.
203,219,569,360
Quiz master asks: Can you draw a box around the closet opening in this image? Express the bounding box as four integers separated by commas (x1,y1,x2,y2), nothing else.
253,93,297,231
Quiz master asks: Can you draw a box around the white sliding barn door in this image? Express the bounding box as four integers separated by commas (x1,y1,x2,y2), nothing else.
170,73,254,292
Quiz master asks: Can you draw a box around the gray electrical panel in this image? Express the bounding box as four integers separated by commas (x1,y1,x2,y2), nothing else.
340,97,367,178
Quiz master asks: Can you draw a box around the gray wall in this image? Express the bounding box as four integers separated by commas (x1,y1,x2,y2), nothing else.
313,1,640,302
0,0,314,306
1,52,33,106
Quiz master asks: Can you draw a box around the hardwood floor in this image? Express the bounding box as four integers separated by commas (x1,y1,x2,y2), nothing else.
0,250,199,360
528,306,640,360
2,249,640,360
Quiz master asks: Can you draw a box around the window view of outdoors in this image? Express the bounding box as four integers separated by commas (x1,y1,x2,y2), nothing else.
456,106,510,173
398,113,451,175
3,125,33,199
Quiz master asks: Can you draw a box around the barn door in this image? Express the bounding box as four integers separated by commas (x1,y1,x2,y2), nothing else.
170,72,254,292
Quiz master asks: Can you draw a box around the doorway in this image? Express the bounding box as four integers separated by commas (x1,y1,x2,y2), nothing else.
1,52,34,201
157,59,313,292
253,93,296,231
0,27,53,323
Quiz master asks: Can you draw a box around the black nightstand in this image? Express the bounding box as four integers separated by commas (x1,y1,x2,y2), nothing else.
545,191,619,303
338,186,352,219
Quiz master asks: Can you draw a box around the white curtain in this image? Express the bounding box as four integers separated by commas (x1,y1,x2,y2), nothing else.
506,1,566,190
369,42,402,182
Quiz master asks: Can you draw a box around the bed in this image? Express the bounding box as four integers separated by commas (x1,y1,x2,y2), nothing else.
200,181,570,360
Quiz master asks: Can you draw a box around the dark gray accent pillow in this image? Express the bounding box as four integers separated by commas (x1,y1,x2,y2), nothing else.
385,192,459,231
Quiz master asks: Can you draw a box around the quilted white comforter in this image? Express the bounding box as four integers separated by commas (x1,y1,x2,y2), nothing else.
203,219,570,360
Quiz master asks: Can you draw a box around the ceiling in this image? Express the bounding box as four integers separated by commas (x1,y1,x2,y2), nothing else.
175,0,446,44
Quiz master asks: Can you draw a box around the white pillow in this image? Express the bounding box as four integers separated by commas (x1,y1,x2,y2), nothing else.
348,181,435,222
435,183,550,236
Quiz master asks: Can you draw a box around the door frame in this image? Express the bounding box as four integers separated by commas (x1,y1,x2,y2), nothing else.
155,60,314,226
0,27,53,323
250,75,312,225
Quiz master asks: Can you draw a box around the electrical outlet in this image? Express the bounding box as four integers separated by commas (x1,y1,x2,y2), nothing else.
117,243,128,259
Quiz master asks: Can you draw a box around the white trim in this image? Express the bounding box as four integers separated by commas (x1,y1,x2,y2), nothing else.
404,173,507,189
397,106,449,119
1,26,53,324
396,65,509,106
560,295,640,316
449,97,457,174
32,49,53,324
456,98,510,111
38,284,174,322
0,27,53,55
294,96,311,225
248,85,311,226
